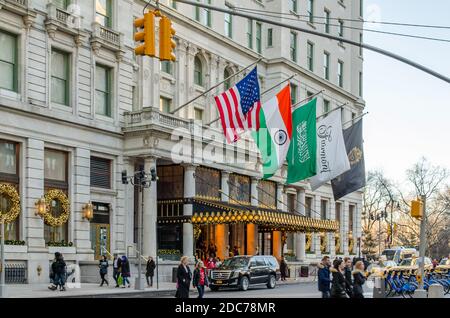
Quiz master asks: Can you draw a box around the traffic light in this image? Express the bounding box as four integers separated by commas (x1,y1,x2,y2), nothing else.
134,12,155,57
121,170,128,184
411,198,423,219
159,16,176,61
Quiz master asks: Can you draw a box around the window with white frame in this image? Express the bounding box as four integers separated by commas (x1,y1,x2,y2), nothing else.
95,64,112,117
51,49,70,106
224,13,232,38
96,0,113,28
0,31,18,92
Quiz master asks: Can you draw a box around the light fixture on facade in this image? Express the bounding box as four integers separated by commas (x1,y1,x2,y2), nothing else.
82,202,94,221
35,197,46,218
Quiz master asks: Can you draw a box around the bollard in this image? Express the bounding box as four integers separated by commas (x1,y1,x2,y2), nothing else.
428,284,444,298
372,277,386,298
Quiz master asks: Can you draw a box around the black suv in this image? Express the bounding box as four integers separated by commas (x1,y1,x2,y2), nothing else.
209,255,281,291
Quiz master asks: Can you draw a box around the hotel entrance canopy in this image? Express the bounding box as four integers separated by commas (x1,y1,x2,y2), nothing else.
158,197,339,233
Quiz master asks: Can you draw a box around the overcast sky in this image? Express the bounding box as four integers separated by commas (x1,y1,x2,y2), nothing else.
363,0,450,187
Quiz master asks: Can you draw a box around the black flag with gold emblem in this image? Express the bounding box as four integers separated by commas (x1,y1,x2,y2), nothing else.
331,119,365,200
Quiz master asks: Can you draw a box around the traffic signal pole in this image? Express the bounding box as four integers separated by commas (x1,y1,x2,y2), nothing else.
171,0,450,84
414,195,427,297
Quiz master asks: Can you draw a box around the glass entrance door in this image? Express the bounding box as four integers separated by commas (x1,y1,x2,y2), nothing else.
91,224,110,260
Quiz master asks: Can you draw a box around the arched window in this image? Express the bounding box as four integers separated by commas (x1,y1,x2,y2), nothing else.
224,68,231,90
194,56,203,86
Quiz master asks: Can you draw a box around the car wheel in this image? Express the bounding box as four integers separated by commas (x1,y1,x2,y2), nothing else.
267,275,276,289
210,286,219,292
239,276,249,291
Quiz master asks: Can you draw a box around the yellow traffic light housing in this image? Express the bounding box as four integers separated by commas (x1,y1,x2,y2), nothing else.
134,12,155,57
159,16,176,61
410,198,423,219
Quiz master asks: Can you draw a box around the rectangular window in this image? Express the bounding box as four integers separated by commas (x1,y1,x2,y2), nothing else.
194,108,203,121
90,156,111,189
96,0,112,27
349,204,355,231
0,140,19,241
51,49,70,106
267,28,273,47
359,33,363,56
95,64,112,117
247,19,253,49
307,42,314,71
323,51,330,80
195,0,211,26
160,97,171,113
308,0,314,23
53,0,69,10
360,0,364,17
290,83,297,105
224,13,232,38
169,0,177,9
338,60,344,88
324,9,330,34
338,19,344,38
44,149,69,243
290,31,297,62
335,202,341,223
256,22,262,54
305,197,312,218
359,72,363,97
323,99,330,116
321,199,328,220
0,31,17,92
160,60,173,75
290,0,297,13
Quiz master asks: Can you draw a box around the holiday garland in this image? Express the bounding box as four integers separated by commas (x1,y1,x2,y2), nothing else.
0,184,21,224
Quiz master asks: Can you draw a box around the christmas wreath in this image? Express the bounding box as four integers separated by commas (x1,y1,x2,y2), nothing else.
43,189,70,227
0,184,21,224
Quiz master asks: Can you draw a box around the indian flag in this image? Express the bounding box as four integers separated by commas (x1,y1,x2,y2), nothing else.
252,85,293,179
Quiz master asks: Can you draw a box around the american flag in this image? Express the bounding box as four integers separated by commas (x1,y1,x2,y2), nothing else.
214,67,261,143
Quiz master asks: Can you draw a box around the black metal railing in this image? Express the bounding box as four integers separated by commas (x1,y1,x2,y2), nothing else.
5,263,27,284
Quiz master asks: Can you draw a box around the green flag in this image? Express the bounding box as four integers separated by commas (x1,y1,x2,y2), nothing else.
286,98,317,184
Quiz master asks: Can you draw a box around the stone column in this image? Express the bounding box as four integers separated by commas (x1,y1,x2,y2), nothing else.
142,157,157,258
123,158,135,253
218,171,230,258
296,188,306,262
183,165,196,258
25,139,47,284
73,147,93,259
314,195,322,257
272,231,282,260
342,201,349,255
329,199,336,257
185,45,197,119
247,177,259,255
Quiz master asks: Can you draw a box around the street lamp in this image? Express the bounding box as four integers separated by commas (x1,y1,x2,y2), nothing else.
121,167,158,290
35,197,46,218
82,202,94,221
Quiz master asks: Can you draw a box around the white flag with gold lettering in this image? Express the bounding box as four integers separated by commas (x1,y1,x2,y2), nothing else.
309,110,350,191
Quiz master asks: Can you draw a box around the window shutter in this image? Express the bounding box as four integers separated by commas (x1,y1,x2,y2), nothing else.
90,157,111,188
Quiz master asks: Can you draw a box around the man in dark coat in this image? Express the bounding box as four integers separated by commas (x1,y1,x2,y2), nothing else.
51,252,67,291
176,256,192,298
317,256,331,298
344,257,353,297
146,256,156,287
280,257,288,281
331,259,348,298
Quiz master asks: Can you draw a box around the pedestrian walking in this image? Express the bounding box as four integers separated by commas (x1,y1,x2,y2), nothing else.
280,256,288,281
344,257,353,298
176,256,192,298
113,254,122,288
352,261,367,298
193,261,209,298
146,256,156,287
318,256,332,298
99,255,109,287
330,259,347,298
120,255,131,288
49,252,67,291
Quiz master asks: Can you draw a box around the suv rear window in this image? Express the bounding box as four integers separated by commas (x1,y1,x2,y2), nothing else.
265,257,278,268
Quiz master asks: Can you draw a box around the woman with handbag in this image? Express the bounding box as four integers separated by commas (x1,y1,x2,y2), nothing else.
330,259,348,298
99,255,109,287
176,256,192,298
192,261,209,298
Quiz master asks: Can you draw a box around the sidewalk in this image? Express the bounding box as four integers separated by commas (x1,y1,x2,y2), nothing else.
3,277,315,298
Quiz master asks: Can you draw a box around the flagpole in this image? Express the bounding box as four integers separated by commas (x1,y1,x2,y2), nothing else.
206,74,297,126
342,111,369,128
316,102,349,120
170,57,262,115
291,90,325,109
